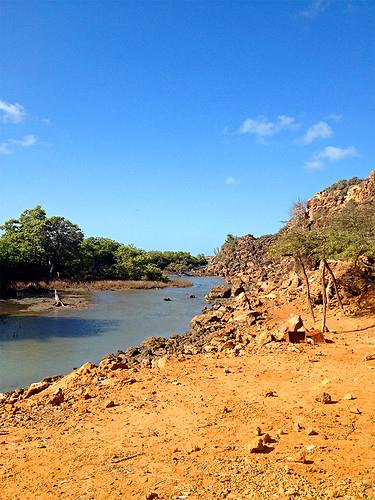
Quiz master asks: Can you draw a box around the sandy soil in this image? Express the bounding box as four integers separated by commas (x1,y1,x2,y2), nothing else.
0,313,374,499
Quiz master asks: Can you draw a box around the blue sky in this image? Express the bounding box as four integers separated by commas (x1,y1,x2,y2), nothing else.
1,0,374,254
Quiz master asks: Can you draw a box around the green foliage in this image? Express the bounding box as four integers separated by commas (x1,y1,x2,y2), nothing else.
0,206,84,279
223,233,237,252
147,250,207,273
214,233,238,261
0,206,208,286
271,202,375,264
323,177,363,197
79,237,120,279
316,203,375,262
114,245,165,281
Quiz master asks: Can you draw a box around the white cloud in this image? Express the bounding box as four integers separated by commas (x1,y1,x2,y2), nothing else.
0,100,26,123
225,176,237,185
305,159,324,170
0,135,37,155
304,145,358,170
318,146,358,161
238,115,299,142
300,0,332,18
9,134,36,147
303,121,332,144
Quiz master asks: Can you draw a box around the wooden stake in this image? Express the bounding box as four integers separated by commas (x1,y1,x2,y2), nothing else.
298,257,315,323
324,259,344,310
321,260,328,333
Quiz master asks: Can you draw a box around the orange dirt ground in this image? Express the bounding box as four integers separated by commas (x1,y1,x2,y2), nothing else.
0,314,374,499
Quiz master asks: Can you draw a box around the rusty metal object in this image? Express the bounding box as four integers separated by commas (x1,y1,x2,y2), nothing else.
306,329,326,344
285,331,306,343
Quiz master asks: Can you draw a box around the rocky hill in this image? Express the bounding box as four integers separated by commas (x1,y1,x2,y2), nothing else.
207,171,374,298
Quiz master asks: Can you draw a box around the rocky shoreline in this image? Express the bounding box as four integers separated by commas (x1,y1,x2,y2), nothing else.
0,283,338,403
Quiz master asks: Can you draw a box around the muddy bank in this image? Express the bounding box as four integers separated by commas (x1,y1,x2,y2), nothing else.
0,278,193,315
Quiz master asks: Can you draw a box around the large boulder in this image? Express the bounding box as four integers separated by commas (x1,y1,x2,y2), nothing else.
205,285,232,301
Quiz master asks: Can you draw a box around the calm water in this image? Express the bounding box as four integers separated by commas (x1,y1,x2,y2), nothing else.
0,276,222,392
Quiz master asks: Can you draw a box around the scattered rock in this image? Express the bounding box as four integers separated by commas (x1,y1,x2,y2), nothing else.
293,422,303,432
104,400,117,408
49,388,64,406
364,353,375,361
306,428,318,436
284,314,304,333
343,393,355,400
83,390,93,400
315,392,332,404
286,450,307,464
255,426,262,436
262,433,272,444
264,390,277,397
257,332,272,346
206,285,232,300
23,381,50,399
350,407,362,414
188,446,201,454
248,437,265,453
145,493,159,500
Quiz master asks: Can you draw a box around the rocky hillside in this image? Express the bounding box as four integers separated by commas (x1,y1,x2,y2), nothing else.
207,171,374,295
305,170,374,225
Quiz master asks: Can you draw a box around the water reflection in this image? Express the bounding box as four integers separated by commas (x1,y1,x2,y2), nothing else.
0,276,222,392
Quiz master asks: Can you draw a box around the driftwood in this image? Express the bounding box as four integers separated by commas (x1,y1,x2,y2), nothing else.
54,289,66,307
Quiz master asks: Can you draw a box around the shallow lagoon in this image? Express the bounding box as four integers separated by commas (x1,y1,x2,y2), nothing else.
0,276,222,392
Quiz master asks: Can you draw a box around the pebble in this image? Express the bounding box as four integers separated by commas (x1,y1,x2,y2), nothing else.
104,400,116,408
306,428,318,436
286,450,307,464
248,437,265,453
293,422,302,432
343,393,355,400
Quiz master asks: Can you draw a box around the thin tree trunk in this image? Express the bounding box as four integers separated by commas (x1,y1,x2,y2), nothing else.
323,259,343,310
321,260,328,333
297,257,315,323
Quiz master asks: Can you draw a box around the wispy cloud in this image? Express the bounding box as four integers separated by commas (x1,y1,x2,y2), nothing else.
0,100,26,124
300,0,332,19
0,142,11,155
318,145,357,161
9,134,36,147
303,121,333,144
0,134,37,155
304,159,324,170
326,113,342,122
238,115,299,142
225,176,237,185
305,145,358,169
